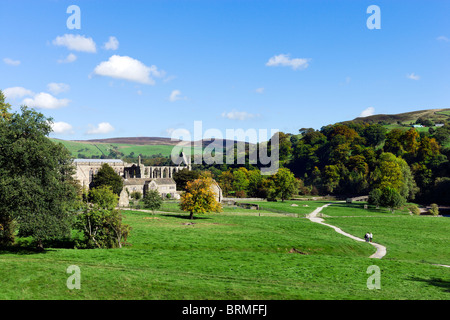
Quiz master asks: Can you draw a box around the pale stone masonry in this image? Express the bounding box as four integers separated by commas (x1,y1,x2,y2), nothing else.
73,158,187,207
73,155,222,208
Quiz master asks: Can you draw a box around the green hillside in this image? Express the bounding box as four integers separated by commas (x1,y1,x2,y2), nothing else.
51,139,202,160
343,108,450,126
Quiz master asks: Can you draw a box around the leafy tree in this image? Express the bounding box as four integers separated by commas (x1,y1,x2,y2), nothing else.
91,163,124,195
75,206,131,248
384,129,405,156
247,169,263,197
180,177,222,219
433,125,450,146
322,165,341,193
380,186,406,213
217,170,234,196
0,106,79,249
88,186,119,210
272,168,299,201
277,131,292,161
143,189,163,213
0,90,12,120
371,152,404,191
362,124,387,146
173,169,200,191
233,167,250,192
368,188,383,207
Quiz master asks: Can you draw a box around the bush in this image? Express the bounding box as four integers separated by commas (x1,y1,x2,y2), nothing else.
429,203,439,216
75,206,131,249
143,189,163,212
130,191,142,200
88,186,119,210
235,190,247,198
407,204,421,215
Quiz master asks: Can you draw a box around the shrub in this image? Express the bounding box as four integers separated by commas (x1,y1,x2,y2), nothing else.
88,186,119,210
75,206,131,249
235,190,247,198
143,189,163,213
130,191,142,200
408,204,421,215
429,203,439,216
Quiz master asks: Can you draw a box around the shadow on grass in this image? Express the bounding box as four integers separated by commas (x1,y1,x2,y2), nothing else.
408,276,450,293
0,246,51,255
160,213,212,220
0,237,77,255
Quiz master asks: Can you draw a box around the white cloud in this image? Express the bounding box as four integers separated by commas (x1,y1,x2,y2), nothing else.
47,83,70,95
221,110,261,121
3,58,21,66
103,36,119,50
86,122,115,135
51,121,74,134
23,92,70,109
407,73,420,81
57,53,77,63
359,107,375,118
93,55,164,85
266,54,310,70
169,89,187,102
255,87,265,94
52,34,96,53
437,36,449,42
3,87,34,99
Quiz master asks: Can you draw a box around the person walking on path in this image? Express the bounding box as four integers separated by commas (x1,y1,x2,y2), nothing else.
369,232,373,243
364,232,370,242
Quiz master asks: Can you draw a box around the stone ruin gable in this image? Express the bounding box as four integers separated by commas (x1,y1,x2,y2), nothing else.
210,180,223,203
74,159,128,189
147,178,177,198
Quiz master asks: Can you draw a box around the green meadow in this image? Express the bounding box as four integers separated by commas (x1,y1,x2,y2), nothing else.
50,139,203,159
0,201,449,300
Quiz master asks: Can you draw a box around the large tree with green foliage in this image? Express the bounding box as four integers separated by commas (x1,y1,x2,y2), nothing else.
271,168,299,201
0,104,79,249
172,168,200,191
91,163,124,195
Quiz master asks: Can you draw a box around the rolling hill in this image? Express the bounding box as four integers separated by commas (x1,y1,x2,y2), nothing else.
342,108,450,126
53,108,450,159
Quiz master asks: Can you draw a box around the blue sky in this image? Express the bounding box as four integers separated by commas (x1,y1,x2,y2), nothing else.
1,0,449,141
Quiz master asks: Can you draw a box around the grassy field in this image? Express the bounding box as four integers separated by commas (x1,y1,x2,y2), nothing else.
321,202,450,265
51,139,203,159
0,201,449,300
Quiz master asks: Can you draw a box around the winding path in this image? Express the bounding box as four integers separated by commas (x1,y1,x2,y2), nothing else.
306,203,387,259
